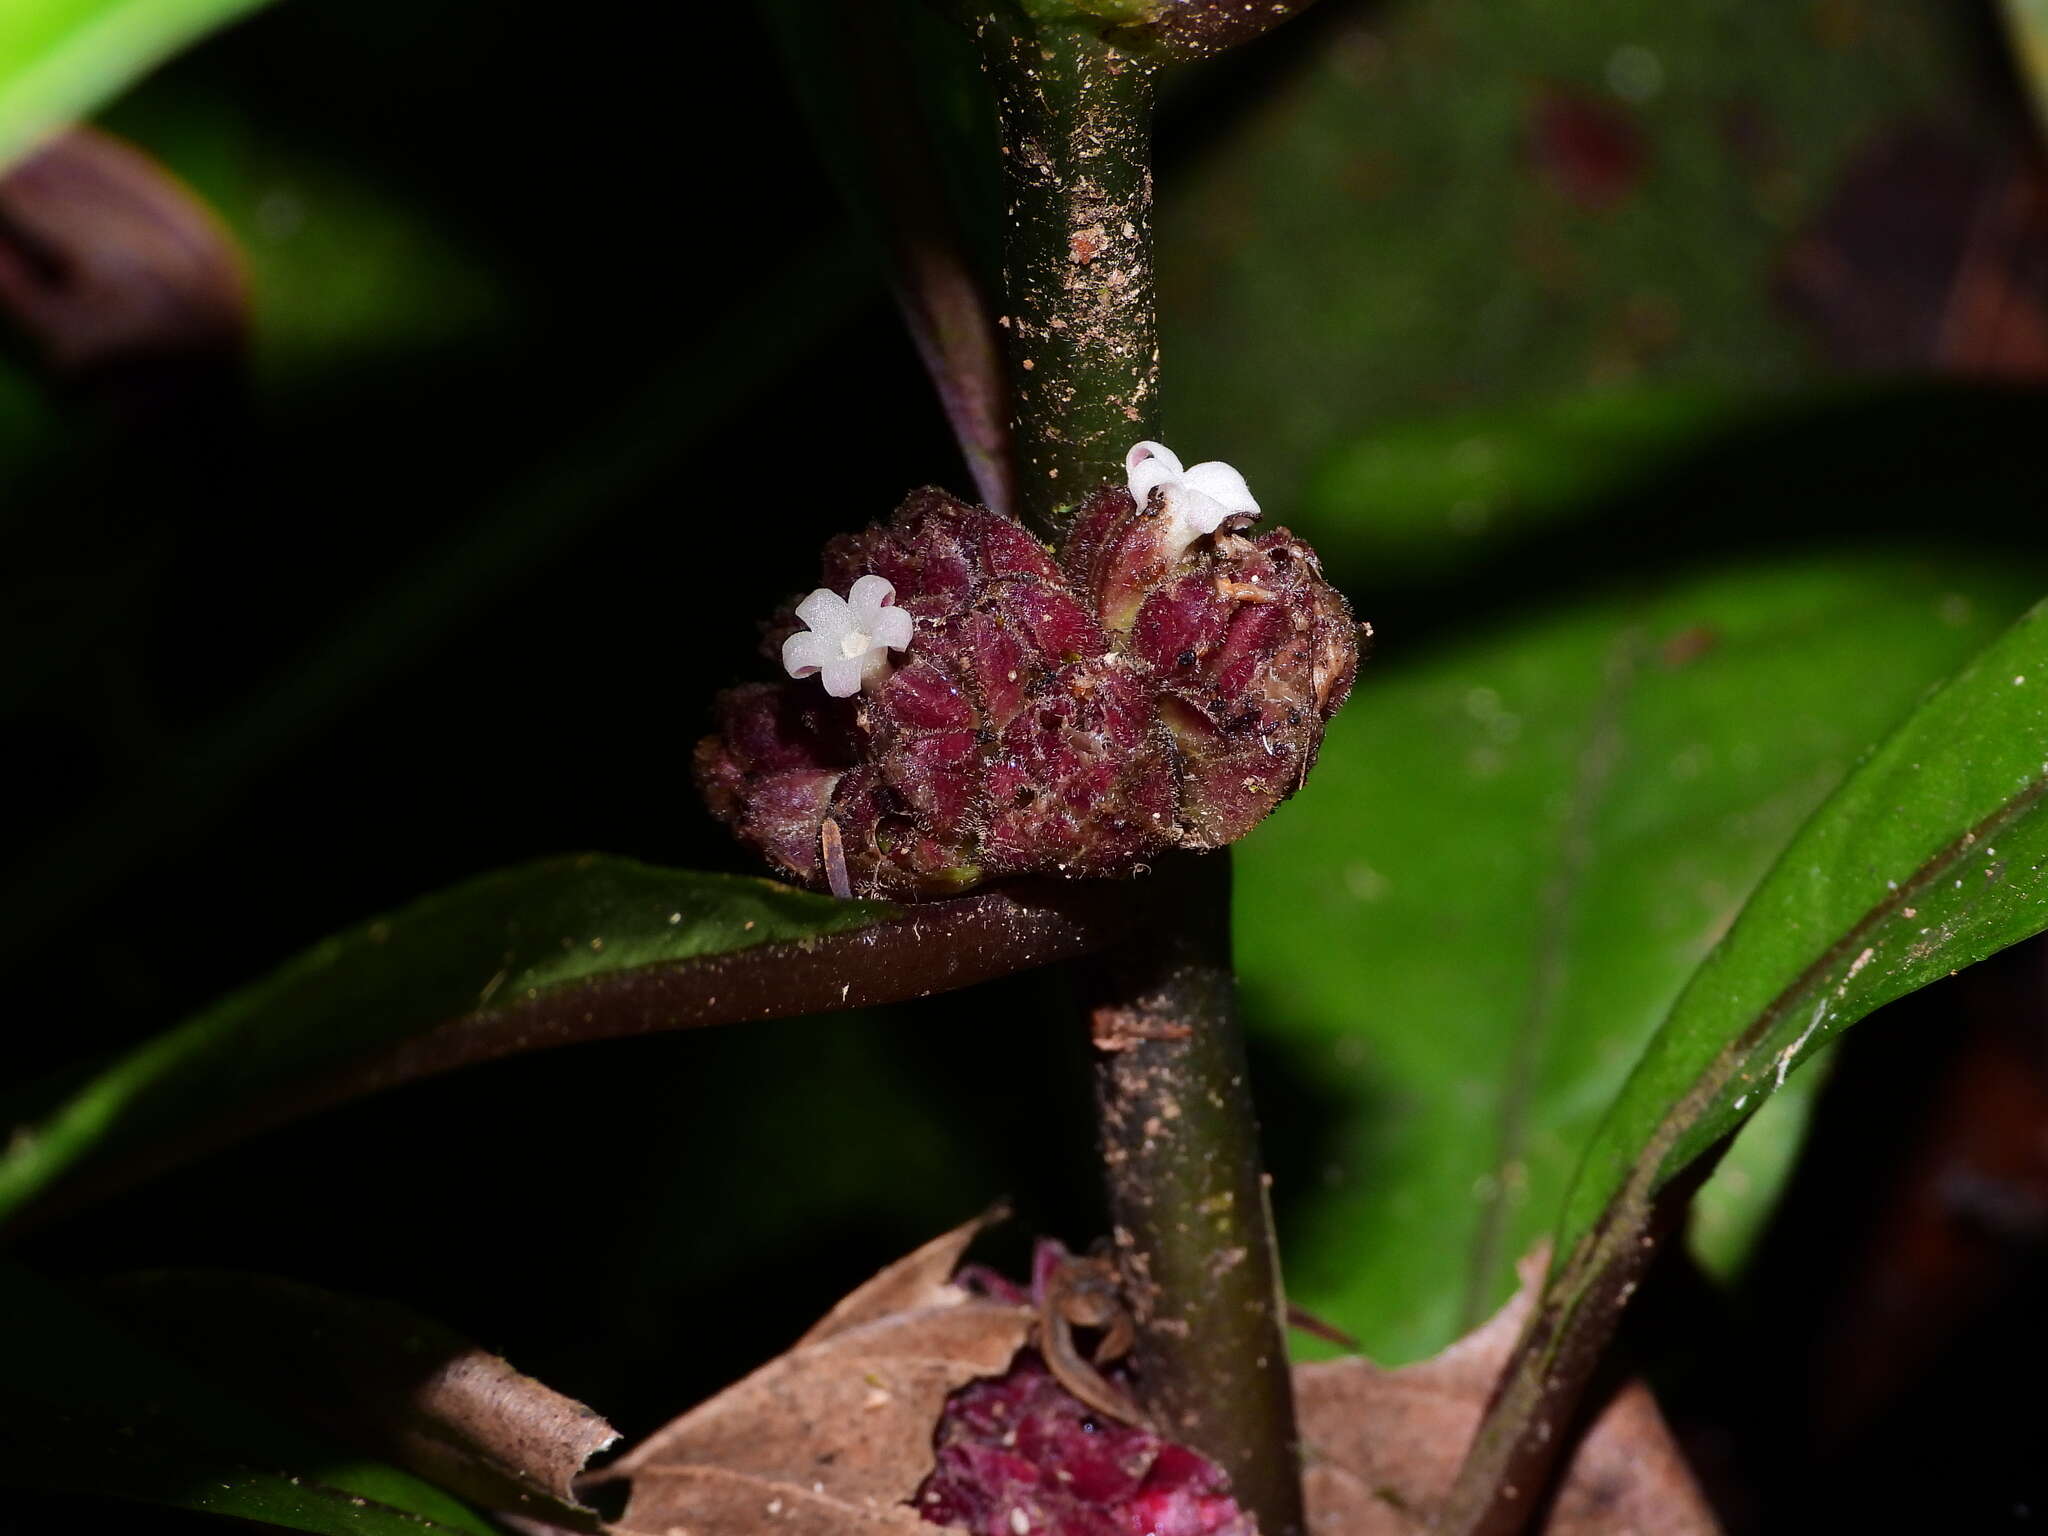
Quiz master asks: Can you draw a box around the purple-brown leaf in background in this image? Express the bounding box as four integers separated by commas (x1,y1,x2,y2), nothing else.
1528,87,1646,213
760,1,1013,513
0,127,247,418
1776,127,2048,379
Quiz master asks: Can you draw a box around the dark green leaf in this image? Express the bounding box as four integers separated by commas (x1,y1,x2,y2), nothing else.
0,0,275,172
1567,598,2048,1239
1444,587,2048,1531
0,860,1135,1238
1237,553,2042,1364
1289,384,2048,593
1295,387,1753,577
0,1263,493,1535
0,858,894,1233
1160,0,1991,512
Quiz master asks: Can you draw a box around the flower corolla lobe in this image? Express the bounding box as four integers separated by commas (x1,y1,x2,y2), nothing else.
780,573,914,698
1124,440,1261,558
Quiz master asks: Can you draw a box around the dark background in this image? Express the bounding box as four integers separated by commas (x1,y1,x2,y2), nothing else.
3,0,2048,1527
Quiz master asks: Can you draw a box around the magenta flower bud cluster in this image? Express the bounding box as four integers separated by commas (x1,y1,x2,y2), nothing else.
695,452,1361,899
918,1241,1253,1536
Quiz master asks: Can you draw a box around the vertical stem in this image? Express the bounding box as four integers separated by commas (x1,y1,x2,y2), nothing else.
978,12,1159,536
973,10,1302,1529
1084,854,1306,1536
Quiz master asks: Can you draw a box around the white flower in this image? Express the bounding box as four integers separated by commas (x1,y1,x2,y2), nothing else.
1125,440,1261,556
781,574,914,698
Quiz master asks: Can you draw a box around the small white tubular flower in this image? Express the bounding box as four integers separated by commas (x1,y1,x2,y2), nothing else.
1125,440,1261,556
780,574,914,698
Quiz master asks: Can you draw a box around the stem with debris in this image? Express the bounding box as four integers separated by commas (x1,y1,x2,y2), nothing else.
974,8,1158,537
966,9,1302,1527
1083,853,1305,1536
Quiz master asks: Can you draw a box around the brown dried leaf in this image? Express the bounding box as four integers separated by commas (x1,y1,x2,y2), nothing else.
605,1212,1031,1536
1295,1255,1717,1535
1775,127,2048,380
614,1465,930,1535
796,1205,1008,1347
100,1271,618,1531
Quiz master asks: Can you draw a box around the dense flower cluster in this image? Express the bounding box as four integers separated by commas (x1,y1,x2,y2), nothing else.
914,1354,1254,1536
695,447,1360,898
914,1242,1254,1536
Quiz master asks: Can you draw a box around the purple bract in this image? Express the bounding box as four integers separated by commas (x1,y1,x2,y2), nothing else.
913,1354,1256,1536
695,481,1360,898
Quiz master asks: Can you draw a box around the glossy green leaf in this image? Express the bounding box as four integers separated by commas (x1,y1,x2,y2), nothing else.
0,1263,492,1535
0,858,896,1233
1561,597,2048,1242
1684,1048,1819,1278
0,0,274,172
1446,584,2048,1529
1237,553,2043,1364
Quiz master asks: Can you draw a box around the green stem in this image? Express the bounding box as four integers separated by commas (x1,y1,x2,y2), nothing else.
967,8,1302,1529
1083,854,1305,1536
975,11,1158,535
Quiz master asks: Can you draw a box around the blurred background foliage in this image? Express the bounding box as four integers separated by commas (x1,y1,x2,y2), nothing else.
3,0,2048,1527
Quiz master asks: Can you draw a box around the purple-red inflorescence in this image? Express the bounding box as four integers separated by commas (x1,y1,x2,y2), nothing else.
696,481,1360,899
914,1357,1255,1536
917,1243,1254,1536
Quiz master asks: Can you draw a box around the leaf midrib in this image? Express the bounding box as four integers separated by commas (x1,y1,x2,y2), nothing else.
1647,760,2048,1200
1459,624,1645,1331
1545,758,2048,1362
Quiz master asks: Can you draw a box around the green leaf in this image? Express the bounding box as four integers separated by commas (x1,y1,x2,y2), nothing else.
0,1263,493,1535
1445,582,2048,1530
1238,553,2043,1364
1021,0,1158,24
1160,0,1991,512
0,858,895,1233
2001,0,2048,143
1684,1049,1819,1278
1562,598,2048,1243
1288,383,2048,590
1296,387,1754,577
0,0,275,172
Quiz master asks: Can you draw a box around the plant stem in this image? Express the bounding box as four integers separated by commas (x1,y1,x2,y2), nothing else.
1438,1155,1725,1536
966,12,1302,1531
975,10,1158,536
1083,854,1304,1536
970,11,1301,1527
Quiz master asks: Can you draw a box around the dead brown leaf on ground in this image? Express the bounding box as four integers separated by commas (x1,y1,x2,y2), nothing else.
602,1210,1030,1536
1296,1254,1719,1535
597,1221,1715,1536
